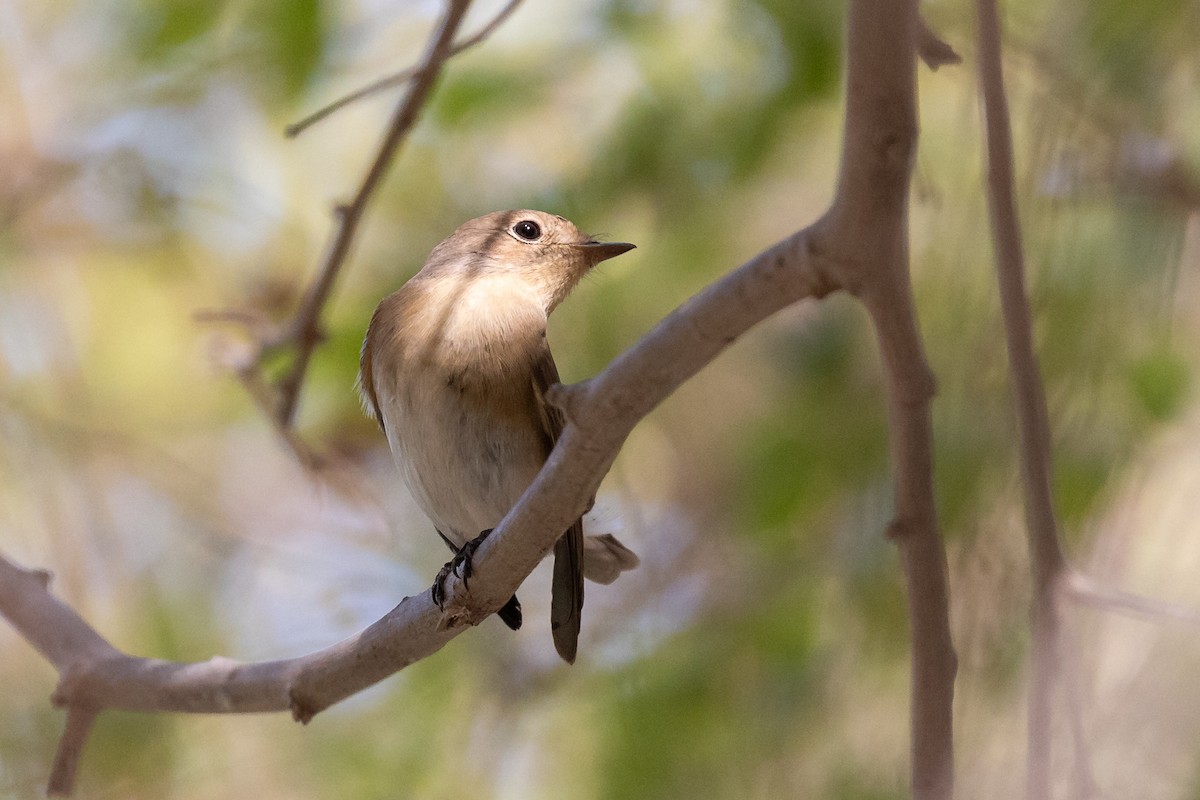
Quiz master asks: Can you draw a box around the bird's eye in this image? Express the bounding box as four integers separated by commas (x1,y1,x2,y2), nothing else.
513,220,542,241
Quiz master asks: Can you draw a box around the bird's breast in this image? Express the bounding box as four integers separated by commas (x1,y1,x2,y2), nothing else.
373,296,550,544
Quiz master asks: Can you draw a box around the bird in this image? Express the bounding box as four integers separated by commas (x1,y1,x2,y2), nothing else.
358,209,640,663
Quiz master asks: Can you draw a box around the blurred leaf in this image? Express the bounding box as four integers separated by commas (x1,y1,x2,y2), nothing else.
1128,348,1191,421
131,0,225,61
433,68,549,128
1054,451,1111,528
246,0,325,101
738,309,887,540
1077,0,1197,106
751,0,842,102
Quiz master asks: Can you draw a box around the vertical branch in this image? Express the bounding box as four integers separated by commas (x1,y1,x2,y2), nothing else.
975,0,1069,798
830,1,958,798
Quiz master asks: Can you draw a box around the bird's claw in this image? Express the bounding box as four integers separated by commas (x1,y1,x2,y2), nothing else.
430,528,493,610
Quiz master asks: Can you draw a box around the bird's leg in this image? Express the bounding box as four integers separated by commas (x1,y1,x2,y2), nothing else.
431,528,493,610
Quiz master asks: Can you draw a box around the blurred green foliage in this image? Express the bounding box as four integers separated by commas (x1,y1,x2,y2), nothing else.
2,0,1200,798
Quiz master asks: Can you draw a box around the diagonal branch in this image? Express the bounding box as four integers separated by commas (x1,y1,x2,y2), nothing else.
286,0,524,138
201,0,482,450
273,0,473,429
1066,570,1200,629
0,222,833,793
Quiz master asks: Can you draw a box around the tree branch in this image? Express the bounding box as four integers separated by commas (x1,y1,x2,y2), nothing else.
285,0,525,138
917,18,963,72
975,1,1069,798
1066,569,1200,629
830,2,958,798
46,705,98,798
0,223,832,792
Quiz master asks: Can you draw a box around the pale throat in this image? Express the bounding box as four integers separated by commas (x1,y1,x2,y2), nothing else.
421,272,549,367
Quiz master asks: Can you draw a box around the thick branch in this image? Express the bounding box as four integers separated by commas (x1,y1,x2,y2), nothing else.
831,2,957,799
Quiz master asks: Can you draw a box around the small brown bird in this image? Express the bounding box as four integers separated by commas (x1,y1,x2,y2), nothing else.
358,210,640,662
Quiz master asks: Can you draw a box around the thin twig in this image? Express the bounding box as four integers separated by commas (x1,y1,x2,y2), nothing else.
286,0,524,138
975,0,1070,797
274,0,474,429
1066,570,1200,630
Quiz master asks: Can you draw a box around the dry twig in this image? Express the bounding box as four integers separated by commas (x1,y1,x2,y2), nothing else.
285,0,524,138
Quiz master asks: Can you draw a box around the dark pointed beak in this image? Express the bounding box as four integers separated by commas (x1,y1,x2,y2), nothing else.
579,240,636,263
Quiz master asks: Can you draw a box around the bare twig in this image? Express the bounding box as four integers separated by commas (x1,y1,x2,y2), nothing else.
202,0,484,447
286,0,525,138
1066,569,1200,629
1059,609,1100,800
975,0,1070,797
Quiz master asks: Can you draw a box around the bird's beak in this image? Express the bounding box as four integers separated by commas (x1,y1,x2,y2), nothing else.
578,240,636,263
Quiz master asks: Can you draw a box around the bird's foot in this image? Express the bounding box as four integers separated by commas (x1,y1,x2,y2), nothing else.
431,528,493,610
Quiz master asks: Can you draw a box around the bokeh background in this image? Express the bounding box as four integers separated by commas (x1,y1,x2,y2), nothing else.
2,0,1200,797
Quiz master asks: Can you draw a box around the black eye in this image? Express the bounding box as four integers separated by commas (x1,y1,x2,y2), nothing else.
513,220,542,241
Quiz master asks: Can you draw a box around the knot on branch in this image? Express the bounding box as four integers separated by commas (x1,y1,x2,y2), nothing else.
803,237,844,300
289,688,320,725
28,566,53,588
875,126,919,175
886,515,933,541
917,19,962,71
52,664,96,709
544,381,589,425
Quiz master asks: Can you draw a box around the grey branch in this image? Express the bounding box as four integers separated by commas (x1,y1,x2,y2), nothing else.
975,0,1073,798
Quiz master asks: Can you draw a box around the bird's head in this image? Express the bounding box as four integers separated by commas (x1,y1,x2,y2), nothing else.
422,209,636,312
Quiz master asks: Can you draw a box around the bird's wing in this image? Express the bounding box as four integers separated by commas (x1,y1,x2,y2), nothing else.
531,337,584,664
357,305,388,434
